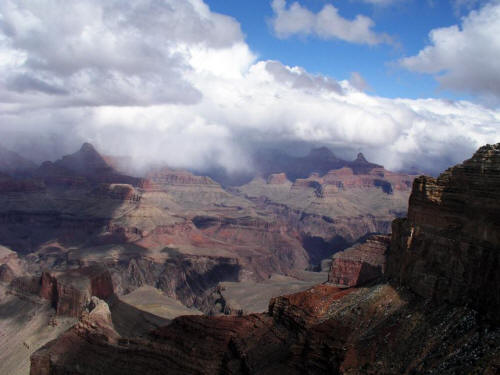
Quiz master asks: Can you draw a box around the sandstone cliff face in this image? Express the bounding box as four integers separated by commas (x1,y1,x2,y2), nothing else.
11,266,114,318
50,267,114,317
328,234,389,287
387,143,500,323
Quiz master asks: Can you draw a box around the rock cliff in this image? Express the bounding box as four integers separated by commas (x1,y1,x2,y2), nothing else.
10,266,114,318
328,234,389,287
387,143,500,323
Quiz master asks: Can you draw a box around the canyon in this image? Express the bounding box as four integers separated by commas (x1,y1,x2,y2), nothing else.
0,143,412,309
24,142,500,375
1,142,498,374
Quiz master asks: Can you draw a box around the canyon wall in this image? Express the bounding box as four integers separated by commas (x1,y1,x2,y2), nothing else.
386,143,500,322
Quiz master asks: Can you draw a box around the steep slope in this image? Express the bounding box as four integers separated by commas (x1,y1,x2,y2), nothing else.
387,143,500,323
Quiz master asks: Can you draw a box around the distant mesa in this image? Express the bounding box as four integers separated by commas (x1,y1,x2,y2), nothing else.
250,146,384,183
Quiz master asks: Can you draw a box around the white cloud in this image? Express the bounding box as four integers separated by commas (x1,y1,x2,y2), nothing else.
270,0,392,45
400,1,500,100
0,0,245,107
0,0,499,176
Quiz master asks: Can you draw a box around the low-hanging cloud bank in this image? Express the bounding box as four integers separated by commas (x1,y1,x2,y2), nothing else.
0,0,499,176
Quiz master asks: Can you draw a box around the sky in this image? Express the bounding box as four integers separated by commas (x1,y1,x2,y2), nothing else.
0,0,499,175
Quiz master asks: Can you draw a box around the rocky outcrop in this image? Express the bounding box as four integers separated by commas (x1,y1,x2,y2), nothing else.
387,143,500,323
10,266,114,317
28,282,500,375
328,234,389,286
48,267,114,317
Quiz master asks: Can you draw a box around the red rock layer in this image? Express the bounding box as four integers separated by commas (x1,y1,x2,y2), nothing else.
328,234,390,286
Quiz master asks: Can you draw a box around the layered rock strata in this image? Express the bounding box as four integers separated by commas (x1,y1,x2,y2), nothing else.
28,143,500,375
10,266,114,317
29,283,500,375
387,143,500,323
328,234,389,286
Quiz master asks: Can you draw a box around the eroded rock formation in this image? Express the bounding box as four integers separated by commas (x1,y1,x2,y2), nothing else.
9,266,114,318
328,234,389,287
387,143,500,323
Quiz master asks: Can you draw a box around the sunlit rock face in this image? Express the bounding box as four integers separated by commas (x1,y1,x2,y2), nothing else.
328,234,389,287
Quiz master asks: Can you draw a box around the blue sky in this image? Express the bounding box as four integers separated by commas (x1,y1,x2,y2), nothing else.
205,0,480,100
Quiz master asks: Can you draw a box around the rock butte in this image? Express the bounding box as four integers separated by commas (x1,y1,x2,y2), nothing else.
328,234,389,287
